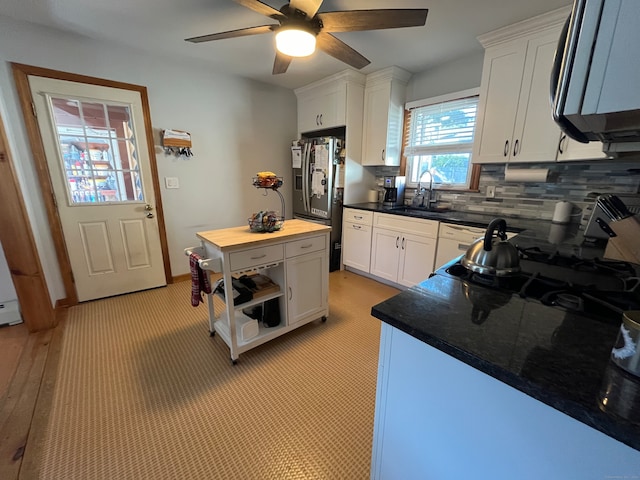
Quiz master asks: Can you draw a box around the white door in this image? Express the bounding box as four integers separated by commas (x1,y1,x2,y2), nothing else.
29,76,166,301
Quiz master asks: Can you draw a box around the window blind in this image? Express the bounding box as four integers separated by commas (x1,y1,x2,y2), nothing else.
405,96,478,156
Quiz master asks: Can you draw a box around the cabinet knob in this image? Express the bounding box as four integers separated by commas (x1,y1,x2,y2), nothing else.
401,237,405,249
319,113,323,125
503,140,509,157
513,139,520,156
396,236,399,248
316,114,319,125
381,149,385,161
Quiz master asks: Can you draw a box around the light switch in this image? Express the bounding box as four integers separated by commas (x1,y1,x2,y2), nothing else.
165,177,179,189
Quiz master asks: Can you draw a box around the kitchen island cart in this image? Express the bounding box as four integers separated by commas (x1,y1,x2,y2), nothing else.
193,219,330,363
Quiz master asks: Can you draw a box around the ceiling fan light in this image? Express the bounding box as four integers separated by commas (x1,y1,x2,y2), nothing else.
275,27,316,57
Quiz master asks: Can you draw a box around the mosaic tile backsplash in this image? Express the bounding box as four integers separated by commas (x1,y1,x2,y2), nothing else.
374,160,640,226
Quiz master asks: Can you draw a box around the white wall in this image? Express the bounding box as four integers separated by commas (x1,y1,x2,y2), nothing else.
0,15,297,300
406,52,484,102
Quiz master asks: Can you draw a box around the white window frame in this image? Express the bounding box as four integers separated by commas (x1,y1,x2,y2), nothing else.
404,88,479,190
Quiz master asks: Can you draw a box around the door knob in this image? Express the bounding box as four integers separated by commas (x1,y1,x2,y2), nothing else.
145,204,153,211
146,212,154,218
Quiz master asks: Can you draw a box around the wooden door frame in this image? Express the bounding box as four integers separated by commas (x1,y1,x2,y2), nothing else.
0,109,56,332
11,63,172,307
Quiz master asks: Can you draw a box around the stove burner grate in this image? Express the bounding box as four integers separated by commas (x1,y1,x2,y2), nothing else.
516,246,636,276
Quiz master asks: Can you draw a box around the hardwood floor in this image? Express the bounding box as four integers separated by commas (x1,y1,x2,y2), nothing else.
0,321,58,479
0,323,29,398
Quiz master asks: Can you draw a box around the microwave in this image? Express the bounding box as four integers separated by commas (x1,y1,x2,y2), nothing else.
551,0,640,152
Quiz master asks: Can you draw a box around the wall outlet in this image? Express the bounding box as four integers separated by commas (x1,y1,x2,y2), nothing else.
486,185,496,198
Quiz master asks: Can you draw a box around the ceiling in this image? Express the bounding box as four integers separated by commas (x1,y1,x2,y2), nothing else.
0,0,572,90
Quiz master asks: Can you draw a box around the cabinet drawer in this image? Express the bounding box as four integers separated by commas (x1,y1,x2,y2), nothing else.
373,213,439,238
344,208,374,225
286,235,326,258
229,244,284,271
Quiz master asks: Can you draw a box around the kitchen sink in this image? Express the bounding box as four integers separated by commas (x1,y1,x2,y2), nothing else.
388,205,459,220
390,205,452,214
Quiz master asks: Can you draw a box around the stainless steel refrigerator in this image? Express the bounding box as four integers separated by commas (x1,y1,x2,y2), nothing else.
292,136,344,271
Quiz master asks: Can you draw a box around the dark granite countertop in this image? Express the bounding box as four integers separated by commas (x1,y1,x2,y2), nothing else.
345,201,535,229
364,199,640,451
345,201,609,255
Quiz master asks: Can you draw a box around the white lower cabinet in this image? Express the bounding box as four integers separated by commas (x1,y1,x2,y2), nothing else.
370,213,439,287
342,208,374,272
286,249,328,326
372,324,640,479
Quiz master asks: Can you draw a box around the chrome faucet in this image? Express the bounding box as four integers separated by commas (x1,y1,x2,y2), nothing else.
415,170,437,208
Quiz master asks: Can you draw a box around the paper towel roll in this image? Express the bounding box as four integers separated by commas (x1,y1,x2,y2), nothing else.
548,223,569,244
552,201,573,224
504,168,549,183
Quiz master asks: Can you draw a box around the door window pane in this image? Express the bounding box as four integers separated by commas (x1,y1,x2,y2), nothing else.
50,96,144,205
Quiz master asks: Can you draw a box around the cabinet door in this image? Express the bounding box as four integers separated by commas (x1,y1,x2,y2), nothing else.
342,221,373,272
370,227,401,283
298,88,341,134
473,41,527,164
556,134,610,161
286,250,328,325
362,82,393,166
397,233,437,287
510,31,563,163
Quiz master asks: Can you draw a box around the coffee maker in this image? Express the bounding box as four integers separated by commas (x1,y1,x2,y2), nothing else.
382,176,406,206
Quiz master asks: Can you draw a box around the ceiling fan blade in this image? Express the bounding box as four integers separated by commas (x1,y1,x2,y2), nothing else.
185,25,274,43
317,9,428,32
316,32,370,70
234,0,282,19
273,51,293,75
289,0,323,19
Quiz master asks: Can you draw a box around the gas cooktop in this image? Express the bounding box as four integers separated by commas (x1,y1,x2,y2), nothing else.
439,245,640,323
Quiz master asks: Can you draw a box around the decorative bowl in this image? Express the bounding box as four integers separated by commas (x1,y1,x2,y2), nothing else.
248,211,284,233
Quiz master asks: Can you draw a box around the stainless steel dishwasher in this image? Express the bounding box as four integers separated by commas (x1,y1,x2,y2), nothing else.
434,223,486,269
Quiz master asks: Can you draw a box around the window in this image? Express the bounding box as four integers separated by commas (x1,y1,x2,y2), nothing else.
49,96,143,205
404,89,479,189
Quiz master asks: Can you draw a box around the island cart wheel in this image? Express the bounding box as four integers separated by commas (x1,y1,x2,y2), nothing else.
209,330,215,337
322,316,327,322
231,359,238,365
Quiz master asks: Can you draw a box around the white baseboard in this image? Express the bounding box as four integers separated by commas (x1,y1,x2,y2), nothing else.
0,299,22,326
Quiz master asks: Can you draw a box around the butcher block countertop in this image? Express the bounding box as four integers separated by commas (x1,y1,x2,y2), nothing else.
196,219,331,251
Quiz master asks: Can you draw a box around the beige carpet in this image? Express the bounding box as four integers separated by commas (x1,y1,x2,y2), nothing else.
22,271,398,479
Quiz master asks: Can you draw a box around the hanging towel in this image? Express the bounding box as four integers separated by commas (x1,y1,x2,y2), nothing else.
190,252,211,306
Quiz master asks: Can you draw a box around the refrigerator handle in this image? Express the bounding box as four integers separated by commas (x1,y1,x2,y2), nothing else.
303,142,310,213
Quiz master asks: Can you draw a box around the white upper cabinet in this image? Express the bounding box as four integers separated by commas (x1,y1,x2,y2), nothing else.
556,134,611,161
361,67,412,166
294,70,365,135
296,82,342,133
473,8,568,164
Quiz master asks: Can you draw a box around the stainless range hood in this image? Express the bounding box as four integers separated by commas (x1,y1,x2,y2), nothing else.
551,0,640,152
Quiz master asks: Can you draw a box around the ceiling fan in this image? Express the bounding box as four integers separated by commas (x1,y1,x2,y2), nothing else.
185,0,428,74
